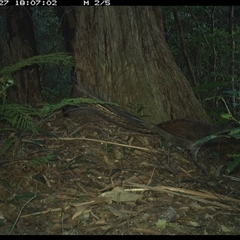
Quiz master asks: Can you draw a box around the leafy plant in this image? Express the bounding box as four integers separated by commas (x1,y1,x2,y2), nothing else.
225,155,240,174
1,103,39,132
163,6,240,116
0,98,117,133
0,52,74,79
37,98,116,118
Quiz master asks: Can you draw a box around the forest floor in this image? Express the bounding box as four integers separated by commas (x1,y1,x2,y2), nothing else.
0,108,240,235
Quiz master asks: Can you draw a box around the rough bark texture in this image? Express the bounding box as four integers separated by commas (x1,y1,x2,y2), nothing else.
0,7,41,106
72,6,210,123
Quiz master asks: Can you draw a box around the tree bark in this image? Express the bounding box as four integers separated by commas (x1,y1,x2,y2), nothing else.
0,7,41,106
72,6,210,123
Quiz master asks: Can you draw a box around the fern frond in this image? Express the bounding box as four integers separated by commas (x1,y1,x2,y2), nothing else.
38,98,117,118
1,104,39,132
0,52,75,78
0,98,117,133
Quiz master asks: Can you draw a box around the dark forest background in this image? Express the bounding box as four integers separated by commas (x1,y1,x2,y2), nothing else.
0,6,240,128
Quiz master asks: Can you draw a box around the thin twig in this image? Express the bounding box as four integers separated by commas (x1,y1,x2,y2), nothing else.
46,137,158,152
8,188,37,235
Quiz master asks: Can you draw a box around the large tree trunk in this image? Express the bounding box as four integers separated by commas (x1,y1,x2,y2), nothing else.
0,7,41,106
72,6,210,123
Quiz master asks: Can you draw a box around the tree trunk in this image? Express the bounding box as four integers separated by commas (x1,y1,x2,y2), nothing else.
72,6,210,123
0,7,41,106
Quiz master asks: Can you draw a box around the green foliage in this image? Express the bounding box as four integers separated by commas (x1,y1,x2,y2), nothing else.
0,98,117,133
193,81,229,94
163,6,240,118
225,156,240,174
0,137,15,156
41,84,71,102
37,98,116,118
1,103,39,132
0,52,74,79
0,51,74,102
33,7,64,54
32,7,73,100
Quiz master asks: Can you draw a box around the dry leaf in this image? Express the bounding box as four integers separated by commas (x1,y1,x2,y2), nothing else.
101,187,141,202
72,205,88,220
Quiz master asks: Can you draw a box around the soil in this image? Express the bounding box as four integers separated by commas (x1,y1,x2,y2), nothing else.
0,108,240,235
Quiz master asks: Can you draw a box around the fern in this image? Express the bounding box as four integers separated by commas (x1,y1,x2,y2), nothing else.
38,97,116,118
0,52,75,78
0,98,117,133
1,104,39,132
